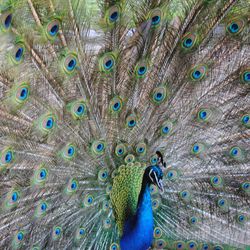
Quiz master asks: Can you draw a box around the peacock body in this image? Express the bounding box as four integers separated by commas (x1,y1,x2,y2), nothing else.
0,0,250,249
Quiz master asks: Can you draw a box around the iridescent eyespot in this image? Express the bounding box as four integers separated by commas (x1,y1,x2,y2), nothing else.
61,144,76,160
210,176,223,189
241,69,250,84
191,142,205,155
150,184,158,195
16,231,24,241
83,194,94,207
62,53,78,74
150,154,158,165
115,143,127,157
11,42,25,64
153,227,162,238
32,166,48,186
106,5,120,26
190,65,207,81
99,52,116,72
124,154,135,163
135,61,148,78
152,198,161,210
67,100,87,120
236,214,247,224
187,241,198,250
15,82,30,104
39,113,56,133
126,114,137,128
1,11,12,30
110,243,120,250
52,226,62,240
197,108,212,122
241,114,250,128
226,18,244,35
166,169,178,181
135,142,147,156
181,33,197,50
46,19,60,39
241,182,250,195
0,147,14,167
229,146,244,161
98,168,109,182
65,178,78,194
214,245,223,250
155,239,166,249
102,200,110,212
91,140,106,155
179,190,191,202
75,227,85,240
174,241,186,250
151,86,167,105
11,191,19,202
217,198,229,212
109,96,123,114
103,218,112,229
201,243,209,250
160,120,173,136
5,190,20,209
150,8,162,28
106,184,112,194
189,216,198,226
35,200,48,218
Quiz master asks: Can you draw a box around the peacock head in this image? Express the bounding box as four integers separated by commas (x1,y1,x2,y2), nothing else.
145,165,164,192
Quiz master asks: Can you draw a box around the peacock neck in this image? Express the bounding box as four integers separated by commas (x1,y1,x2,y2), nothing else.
120,176,154,250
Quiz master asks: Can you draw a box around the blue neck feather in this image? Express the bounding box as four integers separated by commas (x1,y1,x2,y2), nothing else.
120,181,154,250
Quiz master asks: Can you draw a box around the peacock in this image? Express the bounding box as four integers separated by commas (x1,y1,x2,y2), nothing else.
0,0,250,249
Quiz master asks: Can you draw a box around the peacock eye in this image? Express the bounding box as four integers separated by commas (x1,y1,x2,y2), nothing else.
124,154,135,163
11,191,19,202
166,169,178,181
91,140,106,155
236,214,246,224
135,61,148,78
217,198,229,212
126,114,137,128
103,218,112,229
65,179,78,195
181,33,197,50
99,52,116,72
160,120,173,136
190,65,207,81
17,231,24,241
187,241,198,249
227,18,244,35
40,113,56,132
173,241,186,250
151,86,167,105
241,70,250,84
179,190,191,202
191,142,205,155
229,146,244,161
109,96,123,114
52,226,62,240
98,168,109,181
47,19,60,39
197,108,212,122
214,245,223,250
110,243,119,250
1,12,13,30
150,154,158,165
41,202,47,211
61,144,76,160
153,227,162,238
211,176,223,189
1,147,14,166
155,239,166,249
62,53,78,74
83,194,94,207
241,114,250,128
106,5,120,25
11,42,25,64
135,142,147,156
201,244,209,250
